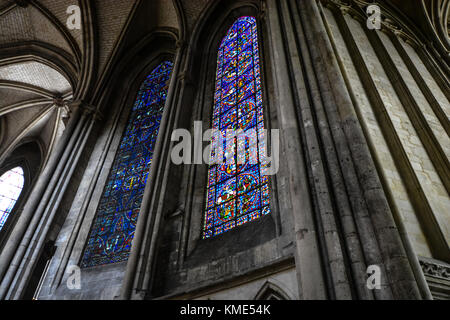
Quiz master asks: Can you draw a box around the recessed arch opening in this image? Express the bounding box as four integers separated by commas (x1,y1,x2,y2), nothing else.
0,166,25,231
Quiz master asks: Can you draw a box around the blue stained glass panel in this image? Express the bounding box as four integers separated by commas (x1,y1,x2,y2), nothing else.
81,61,173,268
203,16,271,239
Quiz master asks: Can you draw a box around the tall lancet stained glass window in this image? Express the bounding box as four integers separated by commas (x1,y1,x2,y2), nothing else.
0,167,24,231
81,61,173,268
203,16,271,239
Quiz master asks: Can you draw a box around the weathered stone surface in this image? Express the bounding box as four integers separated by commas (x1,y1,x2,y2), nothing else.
0,0,448,300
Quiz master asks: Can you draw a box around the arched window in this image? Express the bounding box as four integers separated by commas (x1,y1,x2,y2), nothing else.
0,166,25,231
81,61,174,268
203,16,270,239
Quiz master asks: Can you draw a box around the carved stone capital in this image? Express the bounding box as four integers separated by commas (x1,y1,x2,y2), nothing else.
52,97,71,119
67,100,103,121
420,257,450,280
419,257,450,299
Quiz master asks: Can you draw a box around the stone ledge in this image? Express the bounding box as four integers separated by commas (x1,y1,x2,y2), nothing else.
419,256,450,300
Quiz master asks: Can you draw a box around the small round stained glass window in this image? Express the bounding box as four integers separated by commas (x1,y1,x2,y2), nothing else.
0,167,24,231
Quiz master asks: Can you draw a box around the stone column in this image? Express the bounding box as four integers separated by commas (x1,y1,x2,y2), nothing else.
266,0,327,299
0,101,100,299
120,44,185,300
296,0,421,299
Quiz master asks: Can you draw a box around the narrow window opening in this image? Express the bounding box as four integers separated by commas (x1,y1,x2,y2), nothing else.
81,61,174,268
203,17,271,239
0,166,25,231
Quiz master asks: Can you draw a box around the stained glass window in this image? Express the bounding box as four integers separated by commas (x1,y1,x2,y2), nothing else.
203,16,271,239
0,167,24,231
81,61,173,268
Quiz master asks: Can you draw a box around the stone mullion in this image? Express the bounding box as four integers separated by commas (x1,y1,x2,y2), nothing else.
333,9,450,265
389,34,450,136
362,27,450,194
266,0,327,300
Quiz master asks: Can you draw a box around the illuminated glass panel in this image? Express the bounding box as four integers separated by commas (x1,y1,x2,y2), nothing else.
0,167,24,231
81,61,173,268
203,16,270,239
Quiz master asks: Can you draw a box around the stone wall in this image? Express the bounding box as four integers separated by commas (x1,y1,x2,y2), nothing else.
1,0,448,300
320,4,449,262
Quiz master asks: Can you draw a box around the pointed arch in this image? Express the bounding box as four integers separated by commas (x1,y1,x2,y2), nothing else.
0,140,43,250
0,42,79,89
80,60,174,268
0,104,55,166
254,281,292,300
30,1,82,64
168,1,280,269
0,80,55,99
0,166,24,231
202,16,271,238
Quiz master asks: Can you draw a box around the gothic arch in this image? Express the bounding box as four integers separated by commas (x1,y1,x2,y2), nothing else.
79,60,176,268
30,0,82,63
0,43,79,90
138,0,291,301
0,0,442,301
93,29,179,117
254,281,292,300
31,29,181,300
0,140,43,251
74,38,178,264
0,43,75,172
179,0,280,262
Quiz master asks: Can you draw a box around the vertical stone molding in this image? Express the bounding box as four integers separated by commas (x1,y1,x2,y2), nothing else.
0,0,447,301
419,257,450,299
0,101,98,299
121,45,185,300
